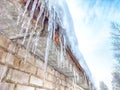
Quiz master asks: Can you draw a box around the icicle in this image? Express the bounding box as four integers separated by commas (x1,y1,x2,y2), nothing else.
21,0,31,22
75,71,77,84
29,0,38,20
52,0,57,40
22,0,37,45
26,31,35,51
19,20,26,34
22,26,29,45
63,35,66,55
66,59,68,69
72,78,75,90
57,49,60,67
43,29,53,81
59,38,64,65
72,68,76,90
34,1,45,30
70,64,72,72
55,78,60,90
33,31,40,54
23,30,34,62
36,0,42,9
17,7,22,25
76,73,79,83
73,68,75,82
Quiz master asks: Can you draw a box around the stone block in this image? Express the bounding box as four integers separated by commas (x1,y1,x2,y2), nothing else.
17,47,35,64
16,84,34,90
46,73,56,83
61,80,67,86
0,65,7,81
4,53,21,68
55,71,60,78
35,59,43,69
44,80,54,90
37,68,44,79
30,75,43,87
60,74,66,80
13,56,21,68
46,66,55,75
0,35,10,49
6,69,29,84
0,51,7,63
27,55,36,65
5,53,14,65
0,48,4,59
0,83,15,90
17,47,27,59
7,42,17,54
36,88,47,90
20,61,37,74
60,86,65,90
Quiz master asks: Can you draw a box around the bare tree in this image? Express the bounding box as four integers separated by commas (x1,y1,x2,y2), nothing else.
111,22,120,90
111,22,120,63
99,81,108,90
112,71,120,90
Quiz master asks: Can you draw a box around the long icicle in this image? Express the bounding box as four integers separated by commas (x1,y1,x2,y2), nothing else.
34,1,45,30
23,0,38,62
43,0,55,79
43,29,52,81
20,0,31,23
22,0,38,45
33,31,40,54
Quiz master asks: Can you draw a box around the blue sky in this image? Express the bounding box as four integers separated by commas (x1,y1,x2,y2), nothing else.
66,0,120,89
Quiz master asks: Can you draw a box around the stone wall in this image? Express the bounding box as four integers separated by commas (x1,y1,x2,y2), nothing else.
0,34,84,90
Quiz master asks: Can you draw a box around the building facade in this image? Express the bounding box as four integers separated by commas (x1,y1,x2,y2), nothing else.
0,0,94,90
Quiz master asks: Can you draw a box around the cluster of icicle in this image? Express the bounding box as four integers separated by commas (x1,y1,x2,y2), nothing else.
16,0,81,88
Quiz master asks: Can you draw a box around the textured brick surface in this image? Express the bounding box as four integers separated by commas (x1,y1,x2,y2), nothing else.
62,80,67,86
5,53,14,65
35,59,43,69
0,65,7,81
55,71,60,78
20,62,37,74
44,80,55,90
46,73,56,82
46,66,55,75
0,48,4,59
1,52,21,68
36,88,47,90
16,85,34,90
60,74,66,80
30,76,43,87
0,51,7,63
0,83,15,90
17,47,27,59
60,86,65,90
27,55,36,65
37,68,44,79
0,35,10,49
0,36,85,90
6,69,29,84
0,33,85,90
0,48,6,63
7,42,17,54
13,56,21,68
